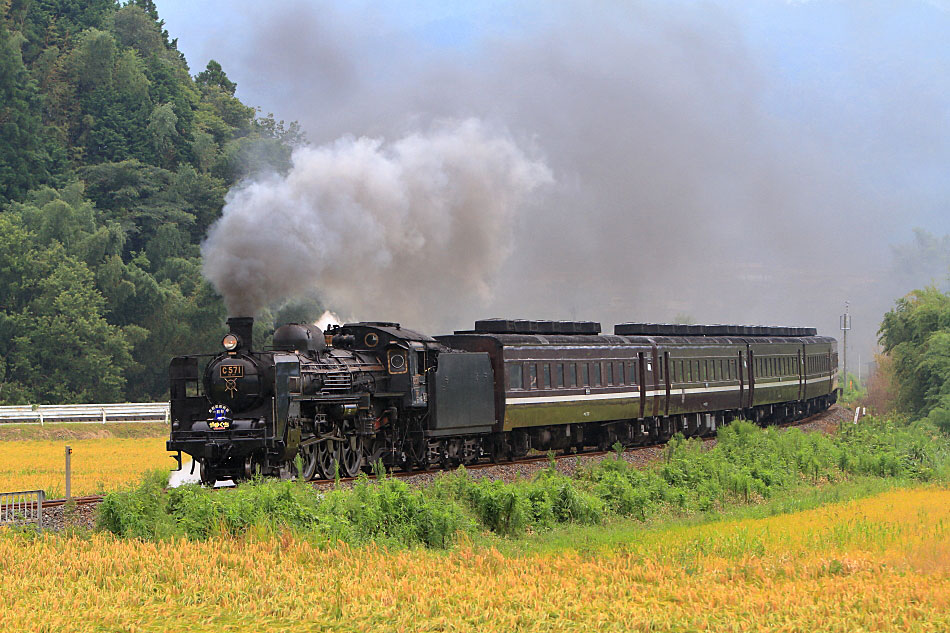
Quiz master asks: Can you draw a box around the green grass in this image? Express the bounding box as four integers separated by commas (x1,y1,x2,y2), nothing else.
95,415,950,548
487,476,911,556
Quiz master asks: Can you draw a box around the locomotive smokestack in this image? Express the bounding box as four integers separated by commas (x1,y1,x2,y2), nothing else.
227,316,254,351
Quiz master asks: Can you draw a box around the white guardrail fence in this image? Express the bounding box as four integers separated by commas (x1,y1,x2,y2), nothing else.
0,402,169,425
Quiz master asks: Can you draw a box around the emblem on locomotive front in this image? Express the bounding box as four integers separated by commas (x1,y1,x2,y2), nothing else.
208,404,231,430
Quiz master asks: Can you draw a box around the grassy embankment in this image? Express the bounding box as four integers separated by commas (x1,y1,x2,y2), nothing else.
0,423,169,497
95,415,949,545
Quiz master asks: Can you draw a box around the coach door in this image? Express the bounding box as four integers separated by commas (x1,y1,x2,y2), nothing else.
746,347,756,408
637,352,646,418
663,351,671,416
651,347,661,417
798,347,805,401
737,349,745,409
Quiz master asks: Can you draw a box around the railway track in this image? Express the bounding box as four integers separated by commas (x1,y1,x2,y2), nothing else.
39,407,842,507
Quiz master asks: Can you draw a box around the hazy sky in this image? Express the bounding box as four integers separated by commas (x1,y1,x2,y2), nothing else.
156,1,950,369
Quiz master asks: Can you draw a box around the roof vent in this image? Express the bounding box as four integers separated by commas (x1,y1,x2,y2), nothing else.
613,323,817,337
473,319,601,335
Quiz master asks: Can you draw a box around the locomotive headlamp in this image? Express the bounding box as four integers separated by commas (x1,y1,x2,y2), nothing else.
222,334,239,351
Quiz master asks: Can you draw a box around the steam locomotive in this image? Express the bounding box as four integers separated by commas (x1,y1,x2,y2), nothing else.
167,317,839,484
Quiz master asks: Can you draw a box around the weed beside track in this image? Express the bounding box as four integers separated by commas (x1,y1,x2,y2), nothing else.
95,415,950,546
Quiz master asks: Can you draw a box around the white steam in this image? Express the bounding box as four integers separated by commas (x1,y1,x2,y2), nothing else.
313,310,341,331
202,119,551,326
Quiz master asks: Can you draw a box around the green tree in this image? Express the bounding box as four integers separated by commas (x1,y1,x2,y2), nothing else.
0,0,302,403
147,102,178,165
113,4,165,58
0,213,134,404
195,59,236,95
879,286,950,431
0,19,49,201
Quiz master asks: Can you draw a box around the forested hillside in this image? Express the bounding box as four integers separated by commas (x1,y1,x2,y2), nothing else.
0,0,305,404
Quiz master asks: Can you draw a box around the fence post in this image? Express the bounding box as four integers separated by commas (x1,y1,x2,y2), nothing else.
65,445,72,500
101,408,107,424
37,490,44,529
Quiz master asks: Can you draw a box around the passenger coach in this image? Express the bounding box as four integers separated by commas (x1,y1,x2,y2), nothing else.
438,320,837,457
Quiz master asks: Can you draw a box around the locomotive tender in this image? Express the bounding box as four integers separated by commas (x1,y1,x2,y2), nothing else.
167,317,838,484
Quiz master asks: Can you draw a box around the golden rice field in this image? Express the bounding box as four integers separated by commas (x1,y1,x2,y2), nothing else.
2,487,948,632
0,436,172,497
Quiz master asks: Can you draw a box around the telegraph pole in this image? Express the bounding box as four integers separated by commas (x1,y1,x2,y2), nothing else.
840,303,851,392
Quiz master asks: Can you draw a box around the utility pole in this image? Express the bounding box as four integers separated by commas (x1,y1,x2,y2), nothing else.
65,445,72,501
840,303,851,392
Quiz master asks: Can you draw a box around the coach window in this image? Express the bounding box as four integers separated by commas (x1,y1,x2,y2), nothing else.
592,362,602,386
555,363,564,388
607,362,614,386
658,359,664,381
508,364,523,390
568,363,577,387
581,363,590,386
528,364,538,390
616,362,624,385
542,364,551,389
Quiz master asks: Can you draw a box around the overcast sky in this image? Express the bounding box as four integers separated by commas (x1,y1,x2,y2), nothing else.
155,1,950,368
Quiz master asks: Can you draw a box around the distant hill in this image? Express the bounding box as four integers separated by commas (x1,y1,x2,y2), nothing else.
0,0,304,404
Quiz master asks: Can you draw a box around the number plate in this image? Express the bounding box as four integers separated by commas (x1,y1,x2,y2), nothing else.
220,364,244,378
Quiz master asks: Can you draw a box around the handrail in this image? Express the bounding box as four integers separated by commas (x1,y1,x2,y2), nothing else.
0,403,169,425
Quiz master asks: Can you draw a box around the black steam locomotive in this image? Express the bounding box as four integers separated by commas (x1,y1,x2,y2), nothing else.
167,317,838,484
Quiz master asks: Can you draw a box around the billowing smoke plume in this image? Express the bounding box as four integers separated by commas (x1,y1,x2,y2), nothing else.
202,119,551,324
173,1,950,364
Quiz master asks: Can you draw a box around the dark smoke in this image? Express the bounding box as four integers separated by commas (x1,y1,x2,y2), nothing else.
201,119,551,323
183,1,950,365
